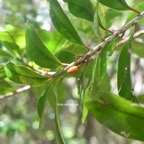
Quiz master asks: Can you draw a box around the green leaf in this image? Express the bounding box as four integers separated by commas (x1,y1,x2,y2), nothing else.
0,25,25,49
26,24,62,69
117,35,136,101
98,38,116,81
0,47,14,58
38,89,48,118
55,92,66,144
86,92,144,141
99,0,131,11
55,50,76,63
2,41,21,59
49,0,84,45
4,62,48,86
126,2,144,23
82,58,97,123
37,29,66,53
98,57,107,81
93,0,100,37
63,0,94,21
0,80,14,95
63,0,107,32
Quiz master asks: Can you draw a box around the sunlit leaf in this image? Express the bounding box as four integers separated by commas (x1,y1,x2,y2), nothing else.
0,25,25,49
26,24,62,69
37,29,66,53
49,0,84,45
4,62,48,86
86,92,144,141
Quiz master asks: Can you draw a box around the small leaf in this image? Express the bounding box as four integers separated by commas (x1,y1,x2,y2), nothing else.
117,35,136,101
26,24,62,69
86,92,144,141
99,0,131,11
49,0,84,45
4,62,48,86
63,0,94,21
38,89,48,118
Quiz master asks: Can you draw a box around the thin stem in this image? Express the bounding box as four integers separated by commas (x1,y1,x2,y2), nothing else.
0,85,31,100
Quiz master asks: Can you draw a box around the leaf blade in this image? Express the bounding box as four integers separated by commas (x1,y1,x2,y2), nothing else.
63,0,94,21
4,62,48,86
49,0,84,45
117,35,136,101
26,24,61,69
86,93,144,141
99,0,131,11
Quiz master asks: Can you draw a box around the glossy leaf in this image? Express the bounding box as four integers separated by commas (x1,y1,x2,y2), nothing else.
86,92,144,141
117,35,136,101
4,62,48,86
49,0,84,45
63,0,94,21
99,0,131,11
26,24,62,69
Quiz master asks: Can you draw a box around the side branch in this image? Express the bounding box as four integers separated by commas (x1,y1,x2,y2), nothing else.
74,11,144,66
0,85,31,100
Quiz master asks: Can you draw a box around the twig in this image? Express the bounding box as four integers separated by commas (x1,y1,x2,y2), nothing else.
74,11,144,66
116,30,144,47
52,11,144,76
0,85,31,100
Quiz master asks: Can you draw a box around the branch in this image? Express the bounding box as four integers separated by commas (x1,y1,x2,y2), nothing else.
52,11,144,77
0,85,31,100
116,30,144,47
74,11,144,65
